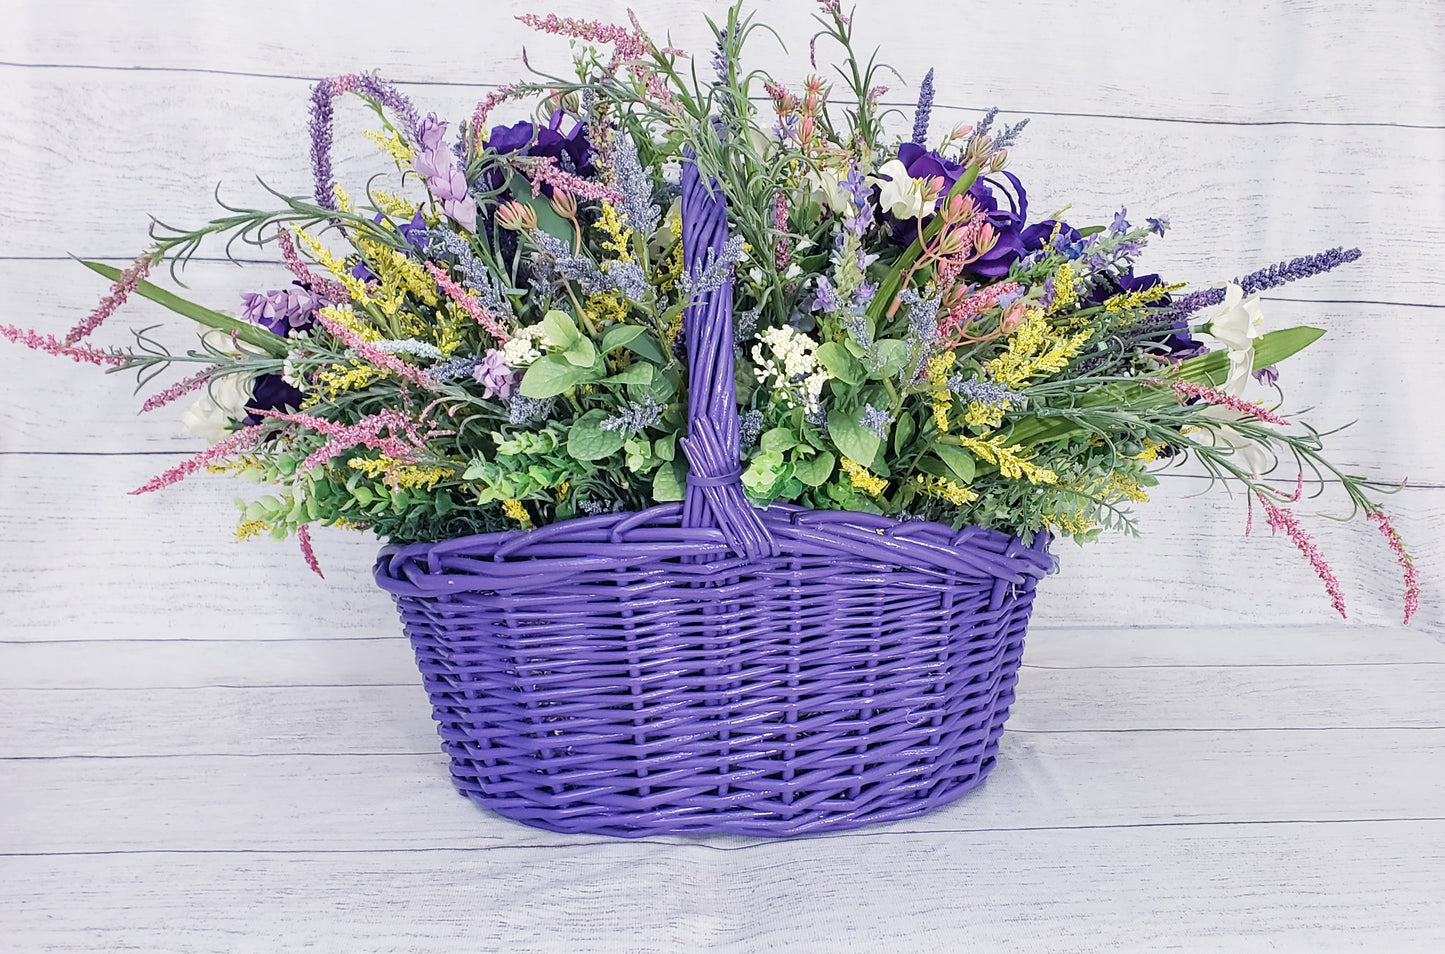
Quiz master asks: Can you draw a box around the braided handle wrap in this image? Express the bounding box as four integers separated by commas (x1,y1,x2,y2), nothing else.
678,155,776,558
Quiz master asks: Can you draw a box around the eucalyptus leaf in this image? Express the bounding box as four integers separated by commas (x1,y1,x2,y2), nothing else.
543,309,580,349
792,450,835,487
760,427,798,454
601,363,654,387
517,353,597,398
931,443,977,484
600,324,646,353
567,409,626,461
564,335,596,367
817,341,864,385
624,332,668,365
652,459,687,501
875,339,909,378
827,409,881,465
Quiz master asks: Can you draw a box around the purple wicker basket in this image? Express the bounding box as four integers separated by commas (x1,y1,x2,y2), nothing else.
374,158,1055,837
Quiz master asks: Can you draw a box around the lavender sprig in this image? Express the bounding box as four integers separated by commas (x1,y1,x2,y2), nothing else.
309,80,337,210
601,397,663,436
910,68,935,147
611,135,660,237
1171,247,1363,318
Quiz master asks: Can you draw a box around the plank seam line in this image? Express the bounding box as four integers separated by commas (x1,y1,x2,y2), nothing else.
1,60,1442,131
5,725,1443,761
4,817,1444,858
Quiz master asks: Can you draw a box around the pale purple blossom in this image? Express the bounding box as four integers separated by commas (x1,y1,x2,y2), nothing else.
472,349,515,399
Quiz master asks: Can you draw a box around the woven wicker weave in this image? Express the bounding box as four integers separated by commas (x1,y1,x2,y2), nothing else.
374,157,1055,837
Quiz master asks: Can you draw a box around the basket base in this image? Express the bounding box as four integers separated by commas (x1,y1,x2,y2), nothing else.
442,745,1007,838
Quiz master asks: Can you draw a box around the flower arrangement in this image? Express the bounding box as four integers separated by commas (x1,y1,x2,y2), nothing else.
3,1,1418,624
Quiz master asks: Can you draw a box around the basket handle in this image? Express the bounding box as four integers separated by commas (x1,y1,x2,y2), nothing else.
677,154,776,558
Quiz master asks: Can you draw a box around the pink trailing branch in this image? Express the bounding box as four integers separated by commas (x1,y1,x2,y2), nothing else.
1254,490,1347,619
297,524,324,579
66,255,152,344
140,365,222,412
423,262,511,343
2,323,128,366
516,13,648,72
252,407,443,473
130,427,263,495
470,83,521,150
1369,511,1421,625
313,312,439,391
1172,380,1290,426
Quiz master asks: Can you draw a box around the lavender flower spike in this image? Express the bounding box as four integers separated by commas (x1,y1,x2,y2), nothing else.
309,79,337,210
911,68,935,147
1170,246,1362,318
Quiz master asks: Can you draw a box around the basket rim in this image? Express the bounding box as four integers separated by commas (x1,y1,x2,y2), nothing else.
374,502,1056,598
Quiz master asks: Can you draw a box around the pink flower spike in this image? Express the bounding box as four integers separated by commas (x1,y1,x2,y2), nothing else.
297,524,324,579
276,230,348,303
130,427,262,495
470,83,521,149
1172,380,1290,427
2,322,129,366
66,254,152,344
1255,491,1347,619
314,312,439,391
424,262,510,343
140,365,221,412
515,155,622,205
1369,511,1421,625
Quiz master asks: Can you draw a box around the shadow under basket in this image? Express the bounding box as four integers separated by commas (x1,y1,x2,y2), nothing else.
374,507,1053,838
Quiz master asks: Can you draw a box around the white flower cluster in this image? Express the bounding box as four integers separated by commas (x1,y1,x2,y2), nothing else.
500,325,546,367
751,325,830,414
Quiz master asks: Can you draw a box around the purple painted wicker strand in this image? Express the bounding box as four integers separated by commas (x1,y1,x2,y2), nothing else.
373,157,1055,838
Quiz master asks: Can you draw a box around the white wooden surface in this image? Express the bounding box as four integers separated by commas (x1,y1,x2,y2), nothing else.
2,1,1444,950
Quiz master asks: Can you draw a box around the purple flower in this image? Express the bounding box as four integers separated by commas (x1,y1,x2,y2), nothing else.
1020,219,1082,255
243,374,304,425
813,276,842,313
1147,215,1170,237
413,114,476,231
963,172,1030,278
240,284,322,336
1253,365,1280,386
472,349,515,400
484,111,595,196
1109,207,1130,235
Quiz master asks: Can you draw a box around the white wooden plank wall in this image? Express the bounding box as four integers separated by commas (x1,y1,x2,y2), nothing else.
2,1,1443,950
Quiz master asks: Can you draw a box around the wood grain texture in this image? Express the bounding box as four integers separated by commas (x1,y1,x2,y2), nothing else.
5,728,1443,854
5,623,1442,691
3,0,1443,949
5,662,1441,760
5,0,1444,125
4,824,1443,952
